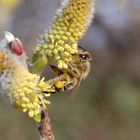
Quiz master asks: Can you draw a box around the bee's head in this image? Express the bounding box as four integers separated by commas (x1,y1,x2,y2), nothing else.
78,46,92,62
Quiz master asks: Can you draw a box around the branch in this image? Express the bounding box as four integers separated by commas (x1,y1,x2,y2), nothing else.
38,110,55,140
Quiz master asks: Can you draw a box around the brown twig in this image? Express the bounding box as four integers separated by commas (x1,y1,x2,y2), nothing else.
38,110,55,140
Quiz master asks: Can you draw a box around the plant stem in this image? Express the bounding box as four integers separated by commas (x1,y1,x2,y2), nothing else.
38,110,54,140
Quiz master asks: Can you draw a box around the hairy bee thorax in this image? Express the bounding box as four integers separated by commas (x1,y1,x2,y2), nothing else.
66,48,92,78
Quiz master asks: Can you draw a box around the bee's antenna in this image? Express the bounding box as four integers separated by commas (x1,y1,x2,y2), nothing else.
78,45,86,51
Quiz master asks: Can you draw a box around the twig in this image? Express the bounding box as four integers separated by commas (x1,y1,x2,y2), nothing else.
38,110,55,140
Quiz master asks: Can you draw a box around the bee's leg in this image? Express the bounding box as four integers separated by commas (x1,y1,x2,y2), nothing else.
64,81,74,91
49,65,63,75
42,80,66,95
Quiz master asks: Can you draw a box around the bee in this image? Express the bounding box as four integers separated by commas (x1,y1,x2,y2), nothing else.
46,46,92,98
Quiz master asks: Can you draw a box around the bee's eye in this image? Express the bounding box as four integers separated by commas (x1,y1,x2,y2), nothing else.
79,54,87,60
9,39,24,56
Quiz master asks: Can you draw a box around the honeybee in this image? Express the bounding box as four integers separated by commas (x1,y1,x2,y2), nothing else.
46,46,92,98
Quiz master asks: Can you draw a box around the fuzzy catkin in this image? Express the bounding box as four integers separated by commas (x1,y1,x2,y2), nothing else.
0,39,52,122
32,0,95,70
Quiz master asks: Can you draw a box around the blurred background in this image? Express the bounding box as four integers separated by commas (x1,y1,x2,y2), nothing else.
1,0,140,140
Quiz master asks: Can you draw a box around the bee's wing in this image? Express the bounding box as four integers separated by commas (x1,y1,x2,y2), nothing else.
68,75,83,100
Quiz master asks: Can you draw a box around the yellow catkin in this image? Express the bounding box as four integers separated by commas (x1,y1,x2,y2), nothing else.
32,0,95,70
0,50,53,122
